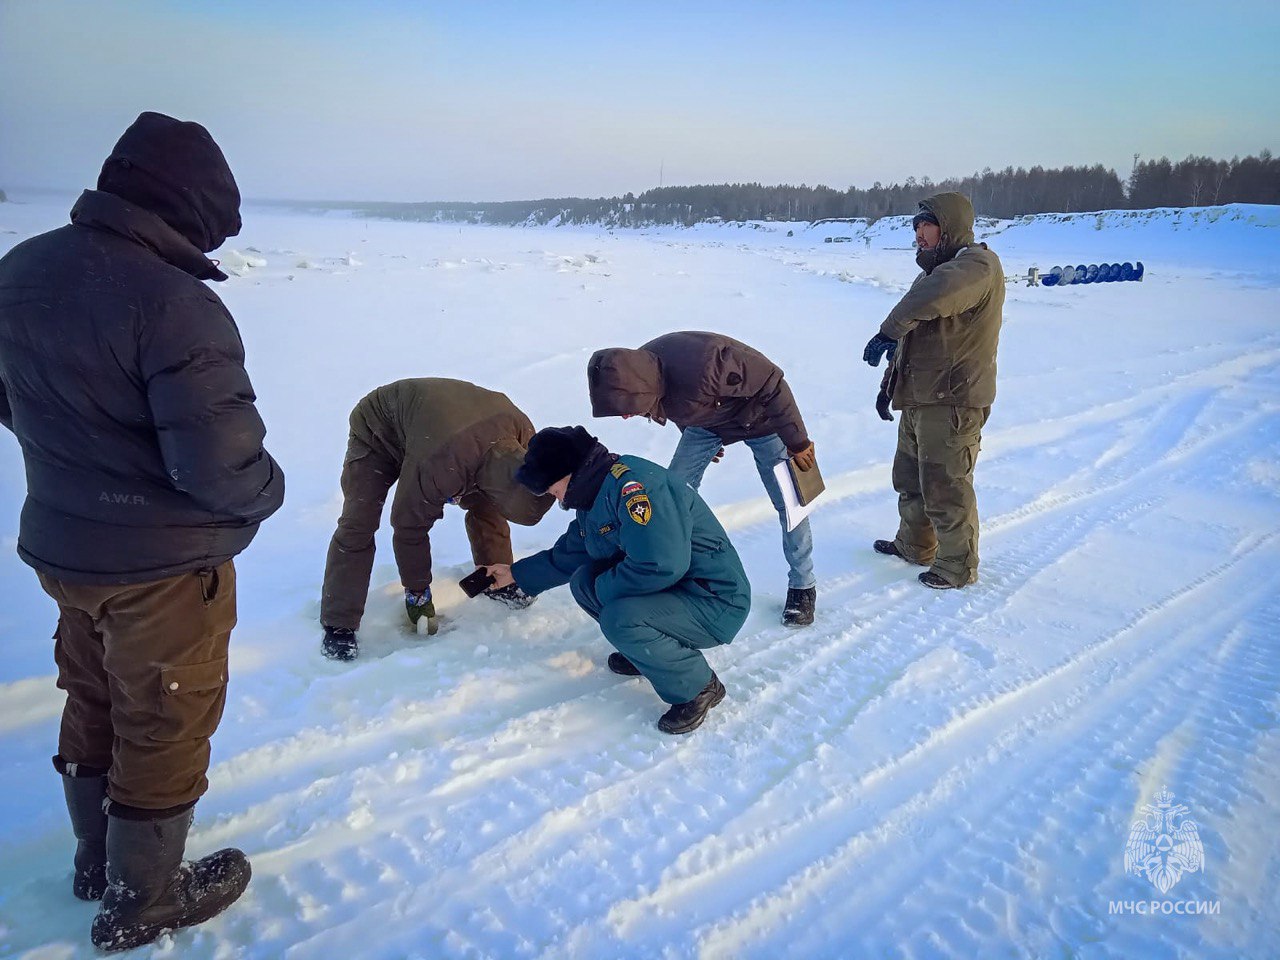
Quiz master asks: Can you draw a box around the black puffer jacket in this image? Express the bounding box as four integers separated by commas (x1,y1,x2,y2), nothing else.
0,112,284,584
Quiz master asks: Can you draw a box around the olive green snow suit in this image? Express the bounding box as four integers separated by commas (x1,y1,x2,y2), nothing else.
880,192,1004,586
321,379,553,630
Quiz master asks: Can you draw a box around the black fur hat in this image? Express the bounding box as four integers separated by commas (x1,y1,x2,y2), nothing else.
516,426,598,493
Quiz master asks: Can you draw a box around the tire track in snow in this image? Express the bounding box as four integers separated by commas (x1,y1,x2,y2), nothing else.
692,532,1280,959
212,374,1237,958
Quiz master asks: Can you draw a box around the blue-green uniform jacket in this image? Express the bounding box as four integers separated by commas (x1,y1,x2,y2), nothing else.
512,456,750,625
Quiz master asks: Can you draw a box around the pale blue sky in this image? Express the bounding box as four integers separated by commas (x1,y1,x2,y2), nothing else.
1,0,1276,201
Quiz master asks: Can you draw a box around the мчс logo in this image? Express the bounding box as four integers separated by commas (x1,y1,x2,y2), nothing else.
1124,788,1204,894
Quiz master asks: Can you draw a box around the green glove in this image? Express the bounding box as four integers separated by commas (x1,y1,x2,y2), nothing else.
405,589,438,635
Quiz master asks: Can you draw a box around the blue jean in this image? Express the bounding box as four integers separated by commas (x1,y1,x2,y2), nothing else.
668,427,815,590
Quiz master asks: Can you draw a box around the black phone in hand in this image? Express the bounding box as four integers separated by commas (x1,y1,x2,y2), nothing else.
459,568,496,598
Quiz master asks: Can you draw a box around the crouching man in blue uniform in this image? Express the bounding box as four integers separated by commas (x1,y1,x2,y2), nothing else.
485,426,751,734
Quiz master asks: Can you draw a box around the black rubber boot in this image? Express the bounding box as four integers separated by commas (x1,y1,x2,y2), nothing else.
607,652,642,676
57,757,108,900
322,626,358,661
782,587,816,627
657,673,726,735
90,807,251,952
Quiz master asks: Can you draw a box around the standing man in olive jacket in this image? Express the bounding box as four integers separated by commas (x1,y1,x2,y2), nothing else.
320,378,554,661
863,192,1004,589
588,331,818,626
485,426,751,733
0,112,284,950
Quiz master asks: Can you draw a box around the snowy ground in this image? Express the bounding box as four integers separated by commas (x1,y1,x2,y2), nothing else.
1,196,1277,958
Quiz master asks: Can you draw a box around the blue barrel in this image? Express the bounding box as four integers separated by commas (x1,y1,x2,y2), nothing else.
1133,261,1144,280
1043,266,1062,286
1074,264,1088,284
1061,265,1076,285
1085,264,1100,283
1119,262,1134,280
1101,263,1117,282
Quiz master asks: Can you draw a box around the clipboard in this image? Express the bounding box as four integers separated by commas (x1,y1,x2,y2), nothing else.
772,455,825,532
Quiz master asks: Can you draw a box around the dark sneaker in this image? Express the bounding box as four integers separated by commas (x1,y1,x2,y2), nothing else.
484,583,537,609
782,587,816,627
658,674,726,734
607,652,642,676
322,626,358,661
874,539,929,566
918,570,975,589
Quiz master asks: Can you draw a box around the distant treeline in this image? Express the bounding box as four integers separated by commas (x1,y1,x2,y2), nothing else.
314,151,1279,227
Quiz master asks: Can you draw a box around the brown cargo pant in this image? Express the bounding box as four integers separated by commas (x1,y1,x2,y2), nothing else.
320,435,514,631
38,562,236,811
892,405,990,587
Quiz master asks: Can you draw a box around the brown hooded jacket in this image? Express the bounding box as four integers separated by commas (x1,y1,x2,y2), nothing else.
349,378,552,587
880,192,1004,409
588,331,809,450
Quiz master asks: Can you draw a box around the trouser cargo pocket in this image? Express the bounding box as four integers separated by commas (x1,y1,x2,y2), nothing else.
154,657,228,743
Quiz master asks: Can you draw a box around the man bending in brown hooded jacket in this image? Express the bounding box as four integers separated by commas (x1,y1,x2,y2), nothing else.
588,331,819,626
320,378,554,660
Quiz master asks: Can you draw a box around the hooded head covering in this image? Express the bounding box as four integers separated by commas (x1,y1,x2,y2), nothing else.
516,426,600,494
96,111,242,253
913,191,976,274
587,348,666,423
476,438,555,524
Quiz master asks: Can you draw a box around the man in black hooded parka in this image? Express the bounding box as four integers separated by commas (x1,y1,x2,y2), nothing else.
0,112,283,951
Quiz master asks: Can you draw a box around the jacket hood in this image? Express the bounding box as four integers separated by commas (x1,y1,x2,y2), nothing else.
96,111,241,253
70,189,230,281
588,348,666,421
915,192,976,274
477,439,554,525
919,192,975,249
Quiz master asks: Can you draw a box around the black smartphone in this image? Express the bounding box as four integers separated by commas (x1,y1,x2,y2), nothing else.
459,568,496,598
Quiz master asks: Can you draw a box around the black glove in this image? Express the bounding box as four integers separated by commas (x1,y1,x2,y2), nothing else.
875,388,894,422
863,333,897,367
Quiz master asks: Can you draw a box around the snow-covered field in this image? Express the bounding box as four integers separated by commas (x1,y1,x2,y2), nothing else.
1,195,1278,958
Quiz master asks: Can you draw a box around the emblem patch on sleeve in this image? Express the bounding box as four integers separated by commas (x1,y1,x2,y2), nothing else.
620,481,644,497
625,494,652,525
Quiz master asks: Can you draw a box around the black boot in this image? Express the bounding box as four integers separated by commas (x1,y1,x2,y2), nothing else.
874,539,928,566
484,583,537,609
782,587,816,627
91,807,251,952
56,757,108,900
657,674,726,734
607,652,642,676
918,570,975,589
322,626,358,661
